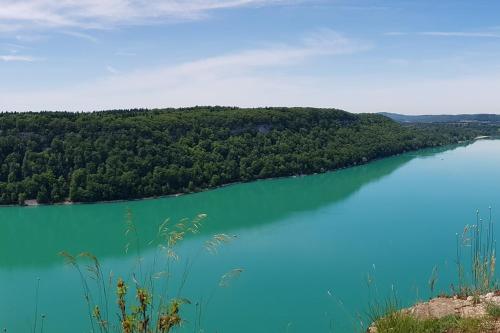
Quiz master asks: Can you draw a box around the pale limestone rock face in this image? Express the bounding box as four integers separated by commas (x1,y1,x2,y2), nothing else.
403,295,500,320
367,292,500,332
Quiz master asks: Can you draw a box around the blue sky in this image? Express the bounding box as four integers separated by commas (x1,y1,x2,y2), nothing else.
1,0,500,114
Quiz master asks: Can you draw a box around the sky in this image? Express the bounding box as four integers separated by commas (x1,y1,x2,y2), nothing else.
1,0,500,114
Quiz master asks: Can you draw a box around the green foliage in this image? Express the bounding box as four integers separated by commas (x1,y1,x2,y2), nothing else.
454,209,497,297
368,290,492,333
0,107,496,205
374,313,489,333
486,302,500,319
371,210,500,333
61,213,214,333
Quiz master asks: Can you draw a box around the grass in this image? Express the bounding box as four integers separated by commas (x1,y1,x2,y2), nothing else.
370,209,499,332
454,208,497,297
69,208,495,333
22,206,496,333
374,312,490,333
365,291,491,333
59,211,237,333
486,302,500,319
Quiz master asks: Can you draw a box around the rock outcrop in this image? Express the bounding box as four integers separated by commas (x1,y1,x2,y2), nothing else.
369,292,500,332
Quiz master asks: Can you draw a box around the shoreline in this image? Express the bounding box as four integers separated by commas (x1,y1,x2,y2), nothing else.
2,138,487,209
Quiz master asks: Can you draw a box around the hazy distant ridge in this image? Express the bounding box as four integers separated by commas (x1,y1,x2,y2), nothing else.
380,112,500,124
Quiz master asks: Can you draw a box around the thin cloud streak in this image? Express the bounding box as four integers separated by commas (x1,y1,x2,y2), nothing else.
0,0,302,32
385,31,500,38
0,54,36,61
115,51,136,57
61,30,99,43
0,29,369,111
2,28,499,115
106,65,119,74
420,31,500,38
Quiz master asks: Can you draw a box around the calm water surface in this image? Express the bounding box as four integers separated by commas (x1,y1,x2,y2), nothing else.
1,140,499,332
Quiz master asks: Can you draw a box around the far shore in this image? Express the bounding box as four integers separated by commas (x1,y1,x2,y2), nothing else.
4,137,492,209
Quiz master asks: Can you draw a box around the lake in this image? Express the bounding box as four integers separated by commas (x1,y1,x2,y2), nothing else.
1,139,499,332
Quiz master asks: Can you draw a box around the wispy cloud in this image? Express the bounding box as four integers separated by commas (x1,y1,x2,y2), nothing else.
15,34,47,42
384,32,408,36
0,22,23,32
0,0,301,32
61,30,99,43
385,31,500,38
420,31,500,38
106,65,119,74
0,54,36,61
0,42,28,53
115,51,136,57
173,29,368,71
3,28,500,115
0,29,369,111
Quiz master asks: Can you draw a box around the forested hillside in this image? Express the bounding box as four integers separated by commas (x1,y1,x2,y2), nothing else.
0,107,496,205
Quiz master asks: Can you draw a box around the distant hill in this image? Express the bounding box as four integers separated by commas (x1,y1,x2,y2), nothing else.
0,107,496,205
380,112,500,124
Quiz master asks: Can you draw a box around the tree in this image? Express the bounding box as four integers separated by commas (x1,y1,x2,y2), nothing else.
0,107,496,205
69,169,88,202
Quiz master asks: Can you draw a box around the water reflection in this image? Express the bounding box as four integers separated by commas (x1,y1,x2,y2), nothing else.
0,144,464,268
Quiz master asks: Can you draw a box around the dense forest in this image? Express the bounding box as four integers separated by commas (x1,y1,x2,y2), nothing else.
0,107,498,205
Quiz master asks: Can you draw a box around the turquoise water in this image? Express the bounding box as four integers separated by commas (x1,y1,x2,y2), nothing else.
0,139,499,332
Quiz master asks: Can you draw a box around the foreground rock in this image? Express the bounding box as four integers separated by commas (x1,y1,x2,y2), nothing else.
368,292,500,332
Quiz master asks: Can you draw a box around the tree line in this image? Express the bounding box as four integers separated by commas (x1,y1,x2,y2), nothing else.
0,107,497,205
